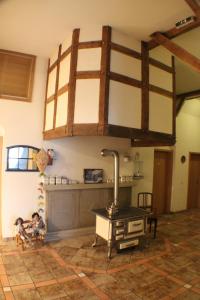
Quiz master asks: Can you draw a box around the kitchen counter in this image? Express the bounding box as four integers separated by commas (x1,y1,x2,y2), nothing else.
44,182,135,191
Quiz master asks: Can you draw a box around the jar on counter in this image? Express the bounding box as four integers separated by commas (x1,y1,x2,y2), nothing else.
44,177,49,185
49,176,56,185
56,176,62,185
61,177,68,184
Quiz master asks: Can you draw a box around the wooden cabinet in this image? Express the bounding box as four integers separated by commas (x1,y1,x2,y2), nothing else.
43,26,176,146
46,187,131,233
47,190,79,232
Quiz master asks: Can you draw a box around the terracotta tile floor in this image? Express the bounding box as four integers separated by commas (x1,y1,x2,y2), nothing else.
0,209,199,299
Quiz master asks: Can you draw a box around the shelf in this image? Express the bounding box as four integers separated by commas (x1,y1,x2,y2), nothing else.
132,176,144,180
44,182,135,191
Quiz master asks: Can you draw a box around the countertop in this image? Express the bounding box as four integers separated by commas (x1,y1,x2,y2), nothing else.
44,182,135,191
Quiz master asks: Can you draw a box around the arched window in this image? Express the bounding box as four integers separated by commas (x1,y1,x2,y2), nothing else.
6,145,40,172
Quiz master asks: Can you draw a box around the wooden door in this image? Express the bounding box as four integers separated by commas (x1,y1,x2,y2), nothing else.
0,137,2,239
187,153,200,209
153,150,173,215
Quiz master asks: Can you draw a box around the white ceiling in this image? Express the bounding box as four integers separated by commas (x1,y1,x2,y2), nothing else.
0,0,199,94
0,0,192,57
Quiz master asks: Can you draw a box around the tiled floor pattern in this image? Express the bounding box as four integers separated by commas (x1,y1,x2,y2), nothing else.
0,209,199,299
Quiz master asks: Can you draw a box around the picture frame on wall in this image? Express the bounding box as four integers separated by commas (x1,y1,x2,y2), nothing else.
83,169,103,184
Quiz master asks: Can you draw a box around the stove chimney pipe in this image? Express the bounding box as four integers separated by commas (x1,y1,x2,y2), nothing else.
101,149,119,216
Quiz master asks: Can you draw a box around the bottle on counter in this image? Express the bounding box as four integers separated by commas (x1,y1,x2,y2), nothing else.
49,176,56,185
55,176,62,185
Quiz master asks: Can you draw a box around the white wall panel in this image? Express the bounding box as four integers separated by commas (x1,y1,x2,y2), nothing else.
112,29,141,52
47,67,57,98
79,26,102,42
149,92,172,134
77,48,101,71
108,80,141,129
49,47,59,66
56,92,68,128
150,65,172,91
74,79,100,124
45,100,54,131
149,46,172,66
58,54,71,89
61,34,72,54
111,50,141,80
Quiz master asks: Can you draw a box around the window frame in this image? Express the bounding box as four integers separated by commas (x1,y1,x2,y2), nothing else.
6,145,40,172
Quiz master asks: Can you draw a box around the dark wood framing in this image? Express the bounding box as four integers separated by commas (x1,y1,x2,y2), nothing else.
141,42,149,131
43,25,176,145
73,124,99,136
60,47,71,61
149,84,173,98
67,28,80,136
132,139,175,147
111,43,141,60
148,0,200,50
176,96,185,115
43,126,67,140
53,44,62,130
148,19,200,50
185,0,200,18
110,72,141,88
46,95,55,104
149,57,173,73
176,89,200,115
172,56,176,137
151,32,200,73
98,26,111,135
76,71,100,79
43,59,50,132
57,84,69,97
177,89,200,100
49,61,58,73
78,41,102,49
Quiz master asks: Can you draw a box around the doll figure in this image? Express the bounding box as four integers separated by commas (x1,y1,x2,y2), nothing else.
14,217,33,246
30,212,45,237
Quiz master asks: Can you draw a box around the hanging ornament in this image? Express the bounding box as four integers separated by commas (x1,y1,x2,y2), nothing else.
35,149,49,174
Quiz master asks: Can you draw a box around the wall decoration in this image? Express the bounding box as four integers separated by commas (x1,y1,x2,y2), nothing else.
35,149,49,174
84,169,103,184
181,155,186,163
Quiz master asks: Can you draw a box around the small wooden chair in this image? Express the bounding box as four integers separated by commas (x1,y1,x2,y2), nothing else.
137,192,158,239
15,220,45,250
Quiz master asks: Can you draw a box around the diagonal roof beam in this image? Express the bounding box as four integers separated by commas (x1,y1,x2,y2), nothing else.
185,0,200,18
177,88,200,99
152,32,200,73
148,0,200,50
148,19,200,50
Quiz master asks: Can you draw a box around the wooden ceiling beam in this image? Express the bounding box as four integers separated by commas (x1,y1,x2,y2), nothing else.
185,0,200,18
176,96,185,115
177,88,200,99
176,89,200,115
151,32,200,73
148,19,200,50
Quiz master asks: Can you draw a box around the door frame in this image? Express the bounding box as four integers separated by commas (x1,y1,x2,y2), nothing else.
187,152,200,209
0,137,2,239
153,149,173,214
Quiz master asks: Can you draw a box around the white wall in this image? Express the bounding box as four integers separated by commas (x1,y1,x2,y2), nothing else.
0,57,47,238
172,101,200,211
0,56,133,237
44,136,133,182
131,99,200,212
